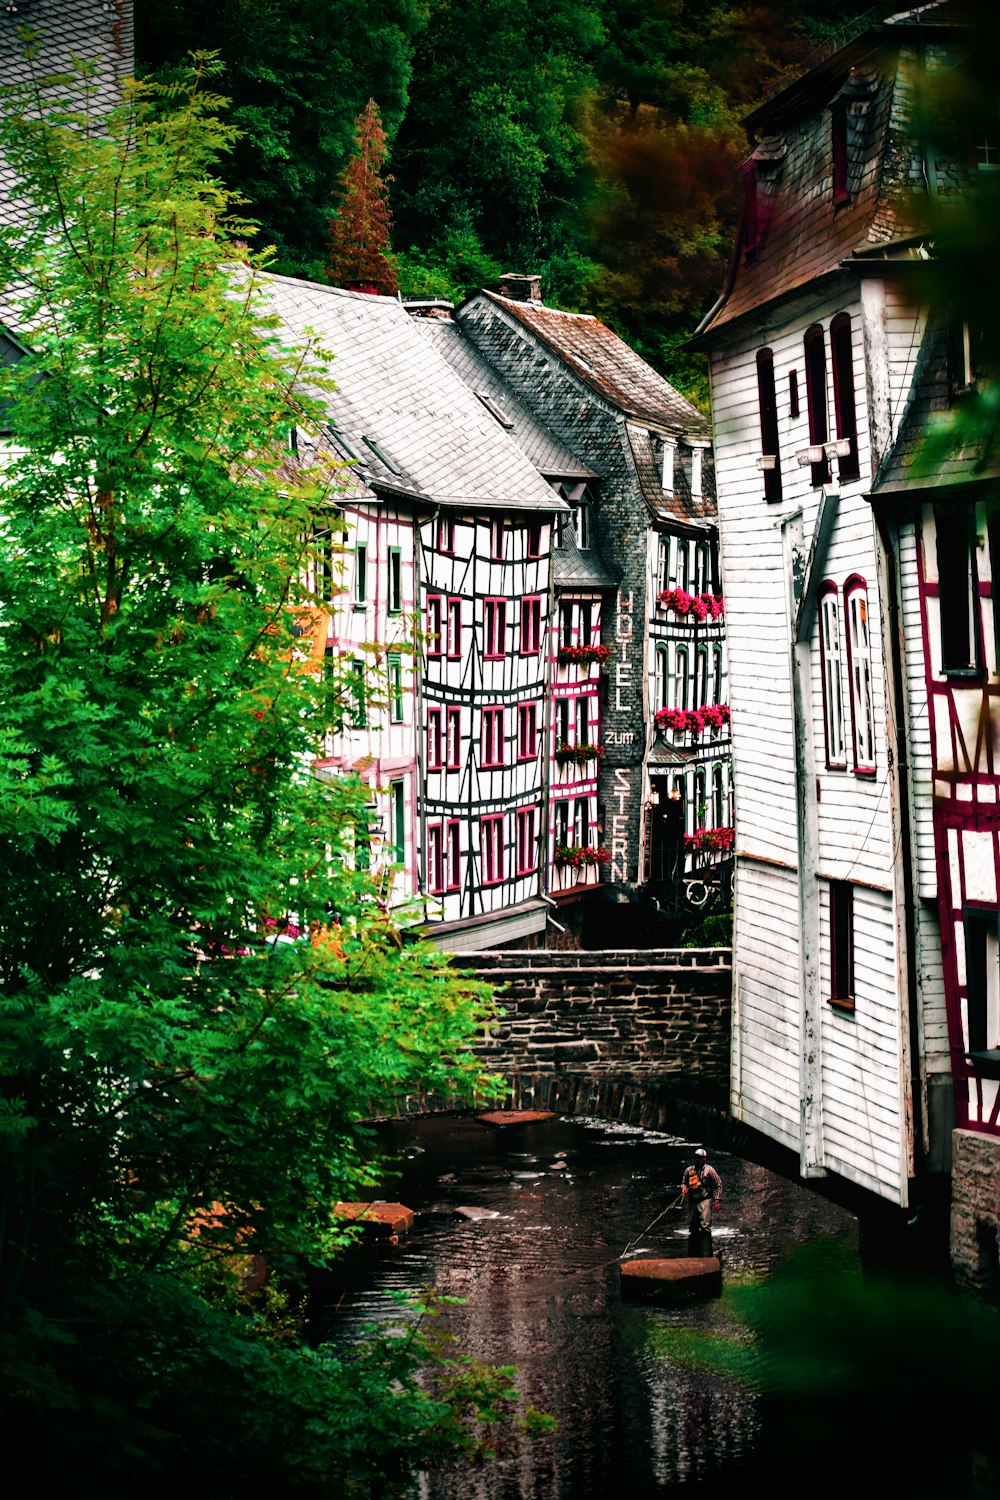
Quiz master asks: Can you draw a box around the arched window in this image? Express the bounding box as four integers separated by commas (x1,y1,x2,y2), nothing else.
672,646,690,712
675,541,689,594
654,644,669,710
844,576,875,773
712,764,726,828
713,645,724,705
830,314,860,482
804,325,832,487
819,583,847,768
695,768,707,828
696,645,710,705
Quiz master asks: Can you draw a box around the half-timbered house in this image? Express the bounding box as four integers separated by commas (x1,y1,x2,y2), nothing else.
690,3,972,1214
455,278,729,936
410,304,618,935
259,276,569,951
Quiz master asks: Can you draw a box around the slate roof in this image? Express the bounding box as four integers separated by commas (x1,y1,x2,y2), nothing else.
870,311,1000,497
552,528,617,590
627,424,717,528
693,3,968,342
412,313,595,482
476,292,710,439
257,275,569,513
0,0,134,227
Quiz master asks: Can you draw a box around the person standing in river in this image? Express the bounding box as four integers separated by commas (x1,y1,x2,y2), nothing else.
682,1147,722,1237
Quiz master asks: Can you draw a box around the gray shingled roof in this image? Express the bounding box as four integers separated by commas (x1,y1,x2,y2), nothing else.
257,275,569,513
552,528,617,589
476,292,710,438
627,424,717,526
412,313,595,481
0,0,134,227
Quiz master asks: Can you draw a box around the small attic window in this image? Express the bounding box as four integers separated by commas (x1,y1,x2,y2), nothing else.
361,434,401,475
475,390,514,429
742,162,759,262
832,102,850,205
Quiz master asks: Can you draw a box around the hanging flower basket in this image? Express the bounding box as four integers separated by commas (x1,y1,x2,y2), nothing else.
555,742,605,764
684,826,735,853
557,643,612,666
554,844,611,869
656,588,724,621
654,704,730,735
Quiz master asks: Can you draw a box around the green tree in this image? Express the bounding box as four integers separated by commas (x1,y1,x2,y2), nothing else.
0,53,517,1491
135,0,426,279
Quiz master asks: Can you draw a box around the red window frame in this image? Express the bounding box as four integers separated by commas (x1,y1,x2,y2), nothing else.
484,598,507,659
426,594,444,657
490,517,505,560
446,707,462,770
427,708,444,771
437,515,455,554
480,814,504,886
446,819,461,891
427,822,445,895
818,581,847,769
481,706,505,768
520,595,541,655
527,522,542,560
516,807,537,875
829,879,855,1010
830,313,860,483
804,325,831,487
831,102,849,205
447,596,462,659
517,702,538,761
756,347,782,502
843,575,876,775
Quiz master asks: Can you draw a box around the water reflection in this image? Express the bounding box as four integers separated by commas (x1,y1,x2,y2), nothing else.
319,1113,863,1496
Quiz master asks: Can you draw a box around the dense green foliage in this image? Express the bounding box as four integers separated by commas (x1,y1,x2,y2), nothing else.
0,56,534,1491
135,0,870,401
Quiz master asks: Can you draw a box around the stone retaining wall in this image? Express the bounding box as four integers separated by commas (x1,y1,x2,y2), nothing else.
951,1128,1000,1295
468,947,731,1089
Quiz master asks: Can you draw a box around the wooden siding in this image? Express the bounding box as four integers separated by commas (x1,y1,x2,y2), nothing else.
712,281,912,1203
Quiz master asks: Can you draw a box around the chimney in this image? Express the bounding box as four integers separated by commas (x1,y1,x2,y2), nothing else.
499,273,542,303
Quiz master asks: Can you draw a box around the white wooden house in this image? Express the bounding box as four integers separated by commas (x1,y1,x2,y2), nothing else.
456,278,729,938
690,2,970,1210
260,276,569,951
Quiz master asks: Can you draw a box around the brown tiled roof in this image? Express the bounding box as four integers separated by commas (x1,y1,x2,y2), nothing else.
694,4,968,342
480,292,709,438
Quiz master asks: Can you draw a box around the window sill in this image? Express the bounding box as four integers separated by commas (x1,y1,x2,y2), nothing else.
941,667,985,681
967,1050,1000,1079
828,995,856,1015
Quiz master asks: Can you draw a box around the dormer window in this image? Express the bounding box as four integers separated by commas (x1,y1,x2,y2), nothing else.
831,101,850,205
742,162,759,263
660,439,675,495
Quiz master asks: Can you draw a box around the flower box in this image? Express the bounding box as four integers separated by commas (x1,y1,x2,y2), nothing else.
554,844,611,869
684,826,735,853
654,704,730,736
556,643,612,666
555,742,605,765
656,588,724,621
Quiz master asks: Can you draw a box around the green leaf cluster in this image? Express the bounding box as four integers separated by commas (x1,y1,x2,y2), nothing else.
0,54,517,1491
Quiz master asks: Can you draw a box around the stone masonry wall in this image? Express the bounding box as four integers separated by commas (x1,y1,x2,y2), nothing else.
469,946,731,1089
951,1128,1000,1296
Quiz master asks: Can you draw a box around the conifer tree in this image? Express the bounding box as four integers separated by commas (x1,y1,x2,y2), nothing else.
328,98,398,295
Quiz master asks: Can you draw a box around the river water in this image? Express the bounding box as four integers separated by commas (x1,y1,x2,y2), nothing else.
319,1110,922,1497
321,1112,1000,1497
